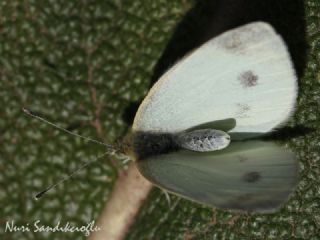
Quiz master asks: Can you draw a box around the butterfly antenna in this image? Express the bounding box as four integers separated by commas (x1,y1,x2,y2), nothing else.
35,152,109,199
22,107,115,153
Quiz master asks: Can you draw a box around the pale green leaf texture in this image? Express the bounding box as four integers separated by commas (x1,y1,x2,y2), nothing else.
0,0,319,240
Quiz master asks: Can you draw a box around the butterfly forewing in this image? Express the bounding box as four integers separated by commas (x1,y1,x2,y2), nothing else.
137,141,297,213
133,22,297,135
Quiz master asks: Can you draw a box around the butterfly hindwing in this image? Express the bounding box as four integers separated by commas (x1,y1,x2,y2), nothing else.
137,141,298,213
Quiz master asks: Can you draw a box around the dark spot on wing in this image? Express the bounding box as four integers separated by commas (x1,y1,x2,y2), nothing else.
237,155,248,162
219,193,255,211
224,33,242,49
219,193,281,212
238,70,258,88
243,171,261,183
237,193,255,202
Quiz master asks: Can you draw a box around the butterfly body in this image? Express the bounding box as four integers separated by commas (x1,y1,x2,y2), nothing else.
131,128,229,160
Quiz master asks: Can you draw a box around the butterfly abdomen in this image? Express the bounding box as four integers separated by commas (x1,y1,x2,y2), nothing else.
175,129,230,152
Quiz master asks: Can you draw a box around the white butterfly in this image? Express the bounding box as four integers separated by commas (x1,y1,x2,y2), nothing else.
25,21,298,213
129,21,298,213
